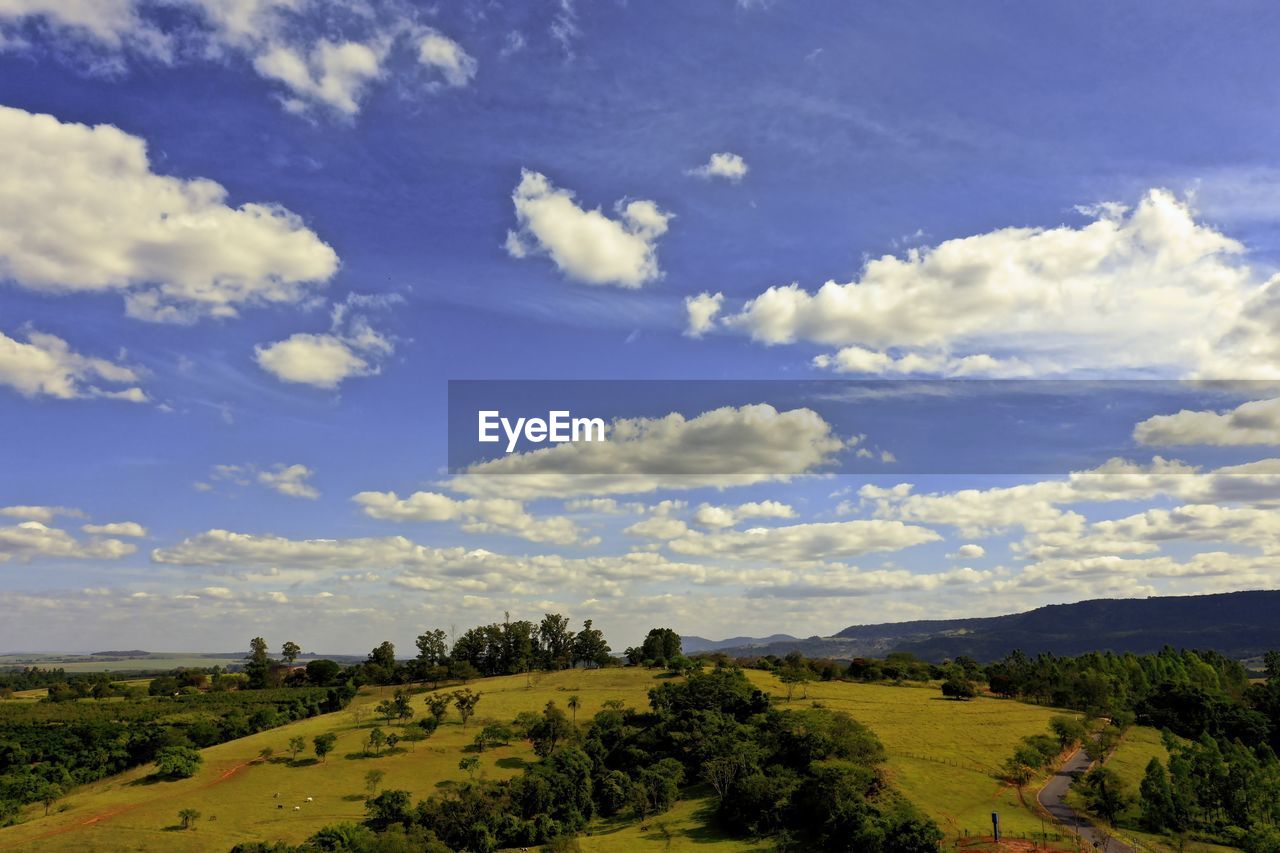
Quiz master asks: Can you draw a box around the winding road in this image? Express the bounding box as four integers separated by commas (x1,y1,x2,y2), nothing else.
1036,746,1135,852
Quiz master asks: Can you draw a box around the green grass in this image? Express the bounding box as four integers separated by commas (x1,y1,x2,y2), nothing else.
0,668,1077,851
740,673,1069,843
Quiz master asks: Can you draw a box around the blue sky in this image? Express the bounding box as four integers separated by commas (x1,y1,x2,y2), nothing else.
3,1,1280,654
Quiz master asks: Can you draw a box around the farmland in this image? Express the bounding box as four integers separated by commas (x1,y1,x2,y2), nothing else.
0,667,1067,851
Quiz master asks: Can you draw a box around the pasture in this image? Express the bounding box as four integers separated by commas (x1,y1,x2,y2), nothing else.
0,668,1074,851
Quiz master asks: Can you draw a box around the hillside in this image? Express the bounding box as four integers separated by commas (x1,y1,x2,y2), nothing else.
686,589,1280,662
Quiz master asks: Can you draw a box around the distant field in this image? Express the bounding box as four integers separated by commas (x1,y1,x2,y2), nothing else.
0,653,243,674
0,668,1076,851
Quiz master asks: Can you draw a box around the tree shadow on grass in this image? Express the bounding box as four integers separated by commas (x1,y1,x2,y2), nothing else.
127,773,177,787
341,794,364,802
495,756,527,769
287,757,319,768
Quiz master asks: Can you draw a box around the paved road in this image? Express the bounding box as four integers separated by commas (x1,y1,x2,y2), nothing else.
1036,746,1135,852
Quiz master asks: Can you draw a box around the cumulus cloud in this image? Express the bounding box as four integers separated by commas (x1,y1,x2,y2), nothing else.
692,500,796,528
665,519,940,562
255,293,397,388
947,543,986,560
0,327,146,401
0,2,477,118
257,464,320,499
504,170,673,287
81,521,147,537
0,505,84,523
688,152,748,182
352,490,595,546
0,520,136,562
694,190,1280,378
0,105,338,323
448,404,847,499
417,28,476,88
1135,396,1280,446
684,292,723,337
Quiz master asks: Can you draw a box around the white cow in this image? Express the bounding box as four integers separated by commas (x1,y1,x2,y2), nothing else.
305,797,313,802
293,806,301,811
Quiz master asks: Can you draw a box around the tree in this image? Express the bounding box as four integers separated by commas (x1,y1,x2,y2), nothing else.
1264,650,1280,681
1050,716,1087,750
366,727,386,755
415,628,450,673
531,700,572,756
1139,757,1177,832
155,746,203,779
778,662,814,702
366,641,398,682
40,783,62,816
178,807,200,829
538,613,575,670
313,732,337,763
425,693,451,725
364,768,385,795
940,677,976,700
364,789,413,829
567,694,581,724
258,746,274,763
305,658,341,686
640,627,682,665
281,641,301,665
1082,766,1132,825
453,688,481,729
702,756,742,802
572,619,611,668
458,756,480,780
288,735,306,762
245,636,271,689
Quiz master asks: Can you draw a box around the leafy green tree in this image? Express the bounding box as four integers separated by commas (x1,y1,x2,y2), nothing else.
364,768,385,794
288,735,306,761
155,746,203,779
366,727,386,755
425,693,452,725
572,619,612,668
258,746,274,762
281,641,301,665
458,755,480,780
1139,757,1177,832
453,688,481,729
531,700,572,757
538,613,575,670
364,789,413,829
178,807,200,829
245,637,271,689
1081,766,1132,825
640,628,682,665
1050,716,1087,750
940,677,976,700
415,629,450,668
313,732,337,763
40,783,62,816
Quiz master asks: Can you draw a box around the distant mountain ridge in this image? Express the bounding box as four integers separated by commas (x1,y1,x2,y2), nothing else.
682,590,1280,662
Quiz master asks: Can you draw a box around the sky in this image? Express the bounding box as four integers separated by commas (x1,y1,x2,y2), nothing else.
3,1,1280,655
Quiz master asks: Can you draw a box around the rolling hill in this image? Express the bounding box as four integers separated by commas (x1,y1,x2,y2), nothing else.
685,589,1280,662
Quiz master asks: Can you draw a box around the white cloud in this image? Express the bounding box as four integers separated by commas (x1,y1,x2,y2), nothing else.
448,404,847,499
255,293,396,388
684,292,723,337
253,39,386,117
688,152,748,182
667,519,940,562
151,529,448,571
417,28,476,88
352,490,595,546
692,500,796,528
0,2,477,118
81,521,147,537
697,190,1280,378
504,170,672,288
257,464,319,499
947,543,986,560
0,520,135,562
0,505,84,523
1134,397,1280,446
0,327,146,401
0,105,338,323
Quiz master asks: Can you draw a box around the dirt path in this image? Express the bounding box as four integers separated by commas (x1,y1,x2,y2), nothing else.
0,758,257,849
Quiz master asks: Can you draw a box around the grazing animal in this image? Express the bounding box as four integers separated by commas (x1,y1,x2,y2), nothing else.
293,806,301,811
273,792,280,799
277,804,283,809
305,796,313,802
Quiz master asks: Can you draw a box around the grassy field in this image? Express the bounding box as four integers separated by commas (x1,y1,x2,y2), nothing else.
0,668,1075,852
